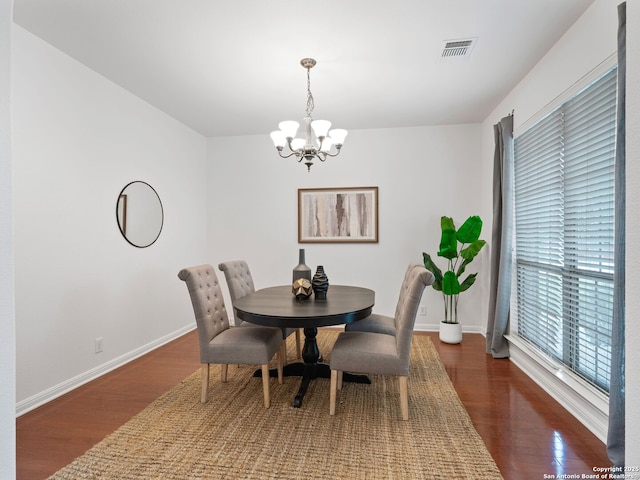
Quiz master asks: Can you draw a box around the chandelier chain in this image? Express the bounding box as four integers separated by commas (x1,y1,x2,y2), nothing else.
305,68,315,117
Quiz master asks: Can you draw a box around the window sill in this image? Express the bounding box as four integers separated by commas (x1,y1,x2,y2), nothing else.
505,334,609,443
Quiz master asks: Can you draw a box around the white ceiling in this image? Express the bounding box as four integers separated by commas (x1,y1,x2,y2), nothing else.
13,0,596,138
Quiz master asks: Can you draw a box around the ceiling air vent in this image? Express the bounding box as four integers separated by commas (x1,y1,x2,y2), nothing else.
440,38,477,60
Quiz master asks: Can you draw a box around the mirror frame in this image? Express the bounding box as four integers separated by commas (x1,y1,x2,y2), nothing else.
116,181,164,248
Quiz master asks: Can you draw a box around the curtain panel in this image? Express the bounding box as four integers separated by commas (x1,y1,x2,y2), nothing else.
607,0,626,468
486,114,513,359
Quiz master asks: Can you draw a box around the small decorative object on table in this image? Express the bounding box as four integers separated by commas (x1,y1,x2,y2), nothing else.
292,278,313,300
292,248,312,283
312,265,329,300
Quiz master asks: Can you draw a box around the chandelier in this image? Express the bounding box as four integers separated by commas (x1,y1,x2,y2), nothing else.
270,58,348,172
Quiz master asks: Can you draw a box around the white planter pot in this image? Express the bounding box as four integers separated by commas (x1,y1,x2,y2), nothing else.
439,321,462,344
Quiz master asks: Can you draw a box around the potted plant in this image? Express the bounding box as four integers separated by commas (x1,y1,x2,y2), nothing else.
422,215,486,344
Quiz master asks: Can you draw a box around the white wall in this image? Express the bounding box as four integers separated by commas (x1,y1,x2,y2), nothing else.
12,26,208,412
480,0,634,448
625,0,640,468
0,0,15,476
207,124,487,331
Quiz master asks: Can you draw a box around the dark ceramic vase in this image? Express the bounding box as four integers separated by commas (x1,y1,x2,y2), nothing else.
312,265,329,300
292,248,312,283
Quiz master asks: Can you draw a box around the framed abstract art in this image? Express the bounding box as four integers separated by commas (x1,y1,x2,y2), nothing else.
298,186,379,243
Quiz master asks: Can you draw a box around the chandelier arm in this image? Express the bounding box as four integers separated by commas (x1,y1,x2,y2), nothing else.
276,149,299,159
320,149,342,158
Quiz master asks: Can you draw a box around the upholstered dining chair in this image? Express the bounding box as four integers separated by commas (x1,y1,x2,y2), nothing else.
218,260,302,360
178,264,283,407
329,265,434,420
344,264,424,336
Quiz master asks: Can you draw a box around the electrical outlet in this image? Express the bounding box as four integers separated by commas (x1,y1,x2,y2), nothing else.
95,337,103,354
419,306,427,316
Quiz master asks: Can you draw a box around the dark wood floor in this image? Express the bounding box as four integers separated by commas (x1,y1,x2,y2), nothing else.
16,330,610,479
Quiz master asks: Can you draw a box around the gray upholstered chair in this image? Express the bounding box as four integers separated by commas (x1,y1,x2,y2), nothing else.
344,264,424,336
178,264,283,407
218,260,302,360
329,265,434,420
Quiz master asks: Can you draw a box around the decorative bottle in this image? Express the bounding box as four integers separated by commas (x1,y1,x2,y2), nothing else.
292,248,312,283
312,265,329,300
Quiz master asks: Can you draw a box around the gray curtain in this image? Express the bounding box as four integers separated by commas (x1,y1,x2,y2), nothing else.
607,1,626,468
486,114,513,358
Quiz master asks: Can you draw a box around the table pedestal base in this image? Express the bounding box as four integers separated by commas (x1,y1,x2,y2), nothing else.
253,327,370,407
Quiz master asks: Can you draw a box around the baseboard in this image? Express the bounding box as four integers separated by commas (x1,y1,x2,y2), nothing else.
16,323,196,417
506,335,609,443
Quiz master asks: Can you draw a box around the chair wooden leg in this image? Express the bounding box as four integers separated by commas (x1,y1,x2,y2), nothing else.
277,346,284,384
200,364,210,403
295,329,302,358
330,369,338,415
261,364,270,408
282,340,288,365
337,371,343,390
399,376,409,420
221,364,228,383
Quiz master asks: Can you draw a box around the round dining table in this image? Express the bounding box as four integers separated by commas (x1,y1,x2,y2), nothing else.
233,285,375,407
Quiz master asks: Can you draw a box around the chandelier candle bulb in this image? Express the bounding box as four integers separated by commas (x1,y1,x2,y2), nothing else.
291,138,304,151
328,128,348,146
311,120,331,138
270,58,347,171
320,137,333,153
279,121,299,139
270,131,286,148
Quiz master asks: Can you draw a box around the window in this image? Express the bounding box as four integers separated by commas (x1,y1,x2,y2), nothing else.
514,67,617,393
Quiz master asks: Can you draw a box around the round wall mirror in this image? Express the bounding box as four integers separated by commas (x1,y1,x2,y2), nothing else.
116,181,164,248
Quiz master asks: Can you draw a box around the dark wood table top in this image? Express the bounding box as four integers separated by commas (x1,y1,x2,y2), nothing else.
234,285,375,328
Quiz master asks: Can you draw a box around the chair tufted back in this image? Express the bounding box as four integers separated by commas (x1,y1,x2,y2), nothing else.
218,260,256,327
393,264,422,324
178,264,230,363
394,265,434,368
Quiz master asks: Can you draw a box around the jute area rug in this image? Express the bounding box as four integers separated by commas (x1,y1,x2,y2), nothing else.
49,331,503,479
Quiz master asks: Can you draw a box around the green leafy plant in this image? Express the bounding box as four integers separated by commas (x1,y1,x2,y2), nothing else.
422,215,486,324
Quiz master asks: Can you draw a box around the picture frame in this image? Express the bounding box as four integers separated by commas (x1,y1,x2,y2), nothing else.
298,186,379,243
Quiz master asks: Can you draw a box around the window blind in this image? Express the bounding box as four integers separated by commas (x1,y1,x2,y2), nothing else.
514,67,617,393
